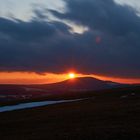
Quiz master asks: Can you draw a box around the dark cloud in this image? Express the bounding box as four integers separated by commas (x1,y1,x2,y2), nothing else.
0,0,140,78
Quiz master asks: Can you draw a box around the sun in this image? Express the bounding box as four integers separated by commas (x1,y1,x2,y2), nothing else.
68,73,76,79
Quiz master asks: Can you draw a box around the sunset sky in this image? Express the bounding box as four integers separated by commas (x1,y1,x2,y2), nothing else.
0,0,140,84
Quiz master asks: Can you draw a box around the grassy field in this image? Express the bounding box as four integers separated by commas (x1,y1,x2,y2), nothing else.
0,89,140,140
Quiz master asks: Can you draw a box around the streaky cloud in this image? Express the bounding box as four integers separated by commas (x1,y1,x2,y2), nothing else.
0,0,140,78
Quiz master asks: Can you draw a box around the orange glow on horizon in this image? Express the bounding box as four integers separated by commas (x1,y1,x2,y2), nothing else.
0,72,139,84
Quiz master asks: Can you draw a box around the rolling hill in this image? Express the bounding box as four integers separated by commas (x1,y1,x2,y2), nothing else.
32,77,124,91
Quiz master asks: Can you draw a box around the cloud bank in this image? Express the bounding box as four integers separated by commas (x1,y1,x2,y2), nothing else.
0,0,140,78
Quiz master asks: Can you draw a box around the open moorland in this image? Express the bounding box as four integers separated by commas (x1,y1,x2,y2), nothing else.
0,86,140,140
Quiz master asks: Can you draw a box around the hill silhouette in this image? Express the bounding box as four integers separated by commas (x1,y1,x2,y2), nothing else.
35,77,122,91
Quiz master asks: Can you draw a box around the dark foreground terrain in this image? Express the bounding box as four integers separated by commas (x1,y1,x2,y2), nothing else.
0,88,140,140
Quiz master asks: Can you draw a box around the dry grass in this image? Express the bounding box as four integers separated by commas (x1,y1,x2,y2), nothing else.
0,91,140,140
